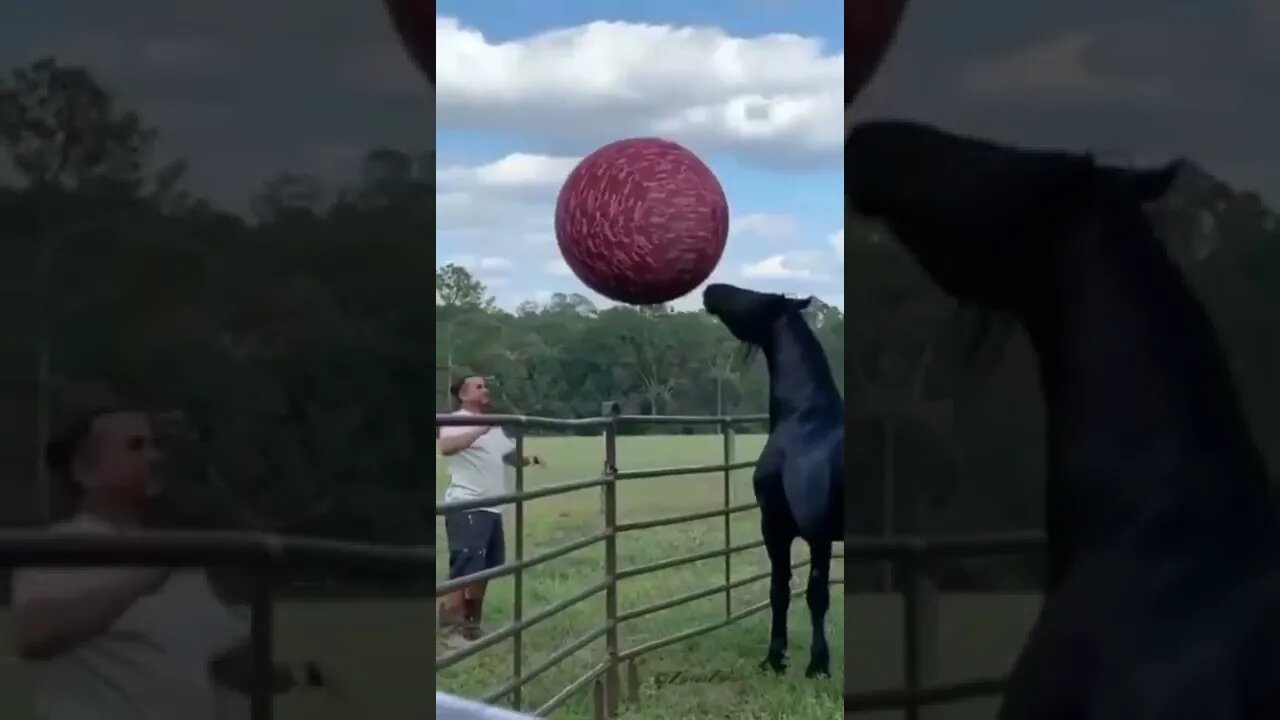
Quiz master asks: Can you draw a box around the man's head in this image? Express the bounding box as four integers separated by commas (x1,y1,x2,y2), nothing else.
46,408,165,511
450,375,491,411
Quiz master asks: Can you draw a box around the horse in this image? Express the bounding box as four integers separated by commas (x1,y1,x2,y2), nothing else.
702,283,845,678
846,119,1280,719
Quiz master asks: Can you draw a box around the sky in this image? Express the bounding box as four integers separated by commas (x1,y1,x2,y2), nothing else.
0,0,429,212
852,0,1280,205
434,1,846,312
0,0,1274,312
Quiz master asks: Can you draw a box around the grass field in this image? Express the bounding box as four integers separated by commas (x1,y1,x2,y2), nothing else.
435,434,1043,720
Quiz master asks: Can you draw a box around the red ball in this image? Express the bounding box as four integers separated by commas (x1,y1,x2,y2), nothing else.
555,138,730,306
384,0,433,83
847,0,909,105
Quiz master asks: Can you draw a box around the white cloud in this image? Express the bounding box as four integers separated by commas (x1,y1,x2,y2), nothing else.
447,254,514,275
436,152,577,242
829,229,844,262
740,251,831,281
437,153,578,195
544,258,573,276
732,212,800,240
435,16,843,166
439,152,839,309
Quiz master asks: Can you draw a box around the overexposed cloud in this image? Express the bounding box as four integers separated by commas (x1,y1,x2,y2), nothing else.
436,15,843,166
740,251,831,281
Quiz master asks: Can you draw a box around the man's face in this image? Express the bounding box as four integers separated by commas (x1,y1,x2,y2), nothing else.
76,412,165,499
459,376,490,407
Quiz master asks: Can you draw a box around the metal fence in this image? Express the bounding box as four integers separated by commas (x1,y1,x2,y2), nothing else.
435,403,1047,720
840,531,1043,720
0,530,433,720
437,402,846,718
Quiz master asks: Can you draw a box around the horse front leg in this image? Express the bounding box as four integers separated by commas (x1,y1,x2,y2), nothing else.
804,540,832,678
760,526,793,674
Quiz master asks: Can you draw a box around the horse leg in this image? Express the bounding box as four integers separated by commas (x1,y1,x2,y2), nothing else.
760,519,793,674
804,539,833,678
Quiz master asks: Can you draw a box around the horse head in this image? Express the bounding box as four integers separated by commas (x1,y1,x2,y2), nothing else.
845,118,1183,318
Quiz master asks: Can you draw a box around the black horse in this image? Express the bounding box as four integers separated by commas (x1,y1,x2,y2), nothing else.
702,283,844,678
846,119,1280,719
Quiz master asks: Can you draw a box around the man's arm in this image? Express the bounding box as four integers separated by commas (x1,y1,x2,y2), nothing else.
438,425,488,456
13,568,169,660
209,643,329,695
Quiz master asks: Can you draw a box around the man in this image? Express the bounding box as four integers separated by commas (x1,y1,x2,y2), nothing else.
10,406,333,720
438,375,542,648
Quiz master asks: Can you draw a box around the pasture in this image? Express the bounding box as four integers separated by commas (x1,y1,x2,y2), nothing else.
435,433,1042,719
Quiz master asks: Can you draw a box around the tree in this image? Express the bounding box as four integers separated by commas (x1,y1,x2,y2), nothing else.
436,263,493,310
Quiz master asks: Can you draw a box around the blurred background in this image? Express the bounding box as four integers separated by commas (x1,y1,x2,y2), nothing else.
845,0,1280,592
0,2,431,718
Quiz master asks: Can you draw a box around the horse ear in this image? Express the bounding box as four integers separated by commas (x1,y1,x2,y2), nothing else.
1129,160,1183,204
791,296,814,311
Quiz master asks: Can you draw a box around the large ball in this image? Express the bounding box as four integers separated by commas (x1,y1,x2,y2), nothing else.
847,0,909,105
554,138,729,306
385,0,433,83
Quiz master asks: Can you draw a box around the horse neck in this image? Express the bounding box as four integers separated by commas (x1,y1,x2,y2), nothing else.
1025,209,1272,559
761,314,841,428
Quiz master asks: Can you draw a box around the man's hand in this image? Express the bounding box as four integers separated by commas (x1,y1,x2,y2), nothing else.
212,648,341,697
299,660,340,694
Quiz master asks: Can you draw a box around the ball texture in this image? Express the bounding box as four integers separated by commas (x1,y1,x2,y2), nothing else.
385,0,433,83
555,138,730,305
846,0,909,105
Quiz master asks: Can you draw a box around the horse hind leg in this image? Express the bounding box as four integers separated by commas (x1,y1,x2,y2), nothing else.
804,539,833,678
760,521,793,674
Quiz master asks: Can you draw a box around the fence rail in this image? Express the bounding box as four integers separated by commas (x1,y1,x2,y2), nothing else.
1,531,432,720
434,404,1046,719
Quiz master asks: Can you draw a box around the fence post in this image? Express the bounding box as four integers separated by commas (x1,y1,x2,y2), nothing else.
901,548,939,720
601,401,622,717
512,430,526,710
721,421,735,618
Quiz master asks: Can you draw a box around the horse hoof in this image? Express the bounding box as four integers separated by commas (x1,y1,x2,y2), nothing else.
804,664,830,679
759,658,787,674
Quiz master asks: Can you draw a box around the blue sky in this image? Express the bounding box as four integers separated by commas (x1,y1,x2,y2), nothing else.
434,2,845,311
